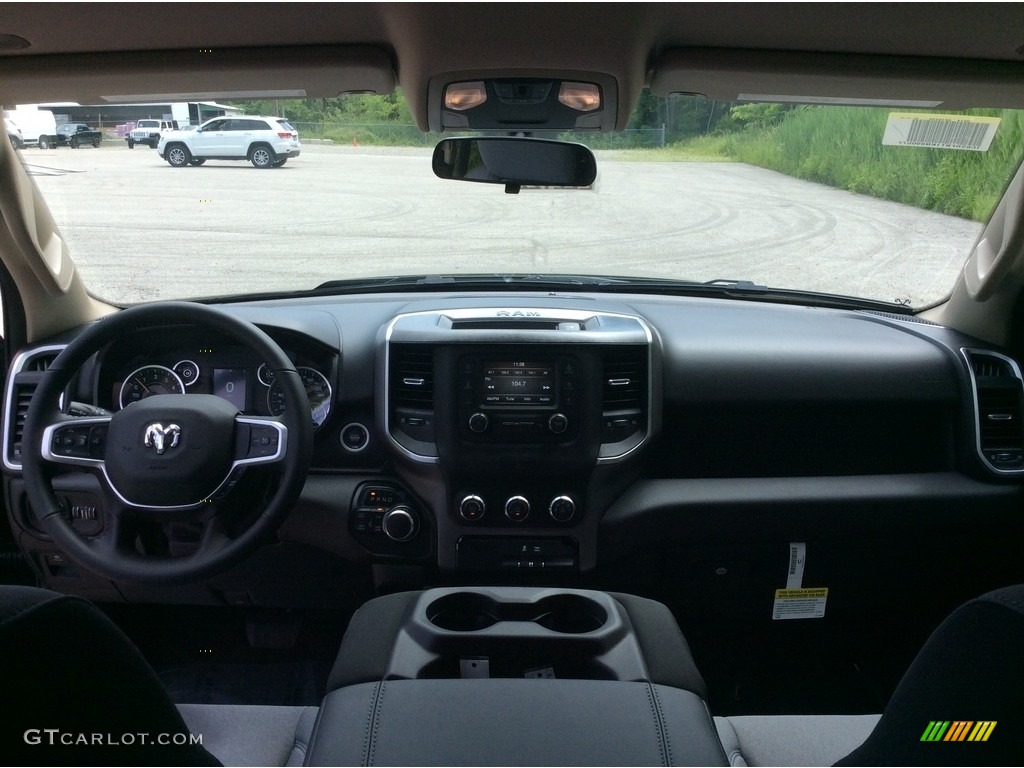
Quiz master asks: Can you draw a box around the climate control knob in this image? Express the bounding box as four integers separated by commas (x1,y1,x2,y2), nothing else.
548,413,569,434
459,495,486,521
549,495,576,522
382,505,418,542
468,412,489,433
505,495,530,522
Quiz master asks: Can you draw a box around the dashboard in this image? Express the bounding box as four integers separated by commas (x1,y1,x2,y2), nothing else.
3,292,1024,606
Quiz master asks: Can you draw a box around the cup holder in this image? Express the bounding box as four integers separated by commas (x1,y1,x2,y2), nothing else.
426,591,608,634
427,592,500,631
532,595,607,634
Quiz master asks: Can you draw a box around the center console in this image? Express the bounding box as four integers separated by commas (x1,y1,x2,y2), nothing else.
306,586,727,766
370,307,659,571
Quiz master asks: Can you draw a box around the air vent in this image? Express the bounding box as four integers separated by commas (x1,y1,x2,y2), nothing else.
601,347,647,444
4,346,64,470
9,386,34,466
965,350,1024,472
26,355,55,372
972,356,1012,379
862,310,938,326
603,348,646,410
390,346,435,408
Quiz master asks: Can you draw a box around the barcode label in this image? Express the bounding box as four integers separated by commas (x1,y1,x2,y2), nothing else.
883,113,1000,152
786,542,805,589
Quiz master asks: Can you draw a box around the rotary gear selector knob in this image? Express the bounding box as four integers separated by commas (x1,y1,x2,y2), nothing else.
382,505,418,542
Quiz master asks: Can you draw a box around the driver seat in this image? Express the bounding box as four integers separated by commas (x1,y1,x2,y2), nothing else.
0,585,315,766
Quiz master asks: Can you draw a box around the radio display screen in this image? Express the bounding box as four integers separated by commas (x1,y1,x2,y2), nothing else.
482,362,554,405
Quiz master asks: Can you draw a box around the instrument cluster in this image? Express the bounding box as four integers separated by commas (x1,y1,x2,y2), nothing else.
102,329,337,429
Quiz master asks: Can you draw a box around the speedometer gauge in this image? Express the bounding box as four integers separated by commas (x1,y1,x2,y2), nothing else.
119,365,185,408
268,366,333,428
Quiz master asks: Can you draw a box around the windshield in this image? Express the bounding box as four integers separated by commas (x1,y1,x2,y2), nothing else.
19,95,1024,308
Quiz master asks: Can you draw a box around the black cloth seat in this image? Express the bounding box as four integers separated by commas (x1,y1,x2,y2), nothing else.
717,584,1024,766
0,585,313,766
836,583,1024,766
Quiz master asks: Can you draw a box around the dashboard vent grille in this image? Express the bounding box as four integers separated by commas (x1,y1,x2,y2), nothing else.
967,351,1024,471
602,348,647,410
9,386,34,465
5,347,63,469
391,346,435,409
25,355,55,372
973,356,1012,379
862,310,938,326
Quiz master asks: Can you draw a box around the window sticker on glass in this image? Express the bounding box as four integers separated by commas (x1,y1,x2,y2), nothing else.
883,112,1000,151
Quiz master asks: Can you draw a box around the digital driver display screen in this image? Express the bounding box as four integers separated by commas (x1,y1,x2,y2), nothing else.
212,368,247,411
482,362,554,405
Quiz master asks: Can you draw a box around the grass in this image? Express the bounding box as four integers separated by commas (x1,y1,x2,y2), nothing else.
615,135,733,162
714,107,1024,222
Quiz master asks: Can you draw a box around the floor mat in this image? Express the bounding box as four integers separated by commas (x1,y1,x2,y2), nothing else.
102,603,352,707
159,659,331,706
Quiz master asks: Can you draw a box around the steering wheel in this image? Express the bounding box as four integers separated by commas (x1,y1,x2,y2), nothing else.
21,302,314,584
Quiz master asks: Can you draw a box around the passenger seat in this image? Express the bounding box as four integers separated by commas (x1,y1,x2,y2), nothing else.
713,584,1024,766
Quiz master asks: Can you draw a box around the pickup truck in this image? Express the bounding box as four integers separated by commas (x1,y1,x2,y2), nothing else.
54,123,102,148
126,119,176,148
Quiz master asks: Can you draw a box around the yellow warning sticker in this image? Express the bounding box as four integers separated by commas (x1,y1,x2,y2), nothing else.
883,113,1000,151
772,587,828,620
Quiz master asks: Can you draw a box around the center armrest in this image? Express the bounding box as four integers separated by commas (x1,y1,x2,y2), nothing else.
306,678,728,766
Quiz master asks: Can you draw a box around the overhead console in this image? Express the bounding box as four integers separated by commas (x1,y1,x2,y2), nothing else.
377,308,658,571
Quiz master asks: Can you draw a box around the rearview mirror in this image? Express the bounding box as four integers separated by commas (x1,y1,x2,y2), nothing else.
432,137,597,194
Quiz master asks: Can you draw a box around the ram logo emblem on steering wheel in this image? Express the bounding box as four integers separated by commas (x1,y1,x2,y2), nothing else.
144,423,181,455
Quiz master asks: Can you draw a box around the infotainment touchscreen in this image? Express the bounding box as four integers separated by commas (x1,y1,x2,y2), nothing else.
481,362,554,405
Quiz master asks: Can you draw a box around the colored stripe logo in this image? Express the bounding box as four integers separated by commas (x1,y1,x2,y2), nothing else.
921,721,996,742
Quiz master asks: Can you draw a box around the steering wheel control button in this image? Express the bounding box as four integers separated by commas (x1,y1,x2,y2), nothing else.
341,422,370,453
548,495,576,522
89,425,108,453
459,494,486,521
505,495,530,522
248,424,281,458
468,412,489,433
548,413,569,434
382,506,418,542
214,467,248,499
47,422,110,462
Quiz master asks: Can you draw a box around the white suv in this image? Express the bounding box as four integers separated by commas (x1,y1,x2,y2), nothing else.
158,115,300,168
127,119,177,149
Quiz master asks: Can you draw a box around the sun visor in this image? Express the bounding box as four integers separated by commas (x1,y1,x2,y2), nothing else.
0,45,395,105
650,49,1024,110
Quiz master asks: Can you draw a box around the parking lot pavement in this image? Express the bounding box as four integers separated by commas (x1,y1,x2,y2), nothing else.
23,144,982,306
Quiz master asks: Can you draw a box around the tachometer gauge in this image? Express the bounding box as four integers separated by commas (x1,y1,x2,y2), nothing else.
268,366,333,428
119,365,185,408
